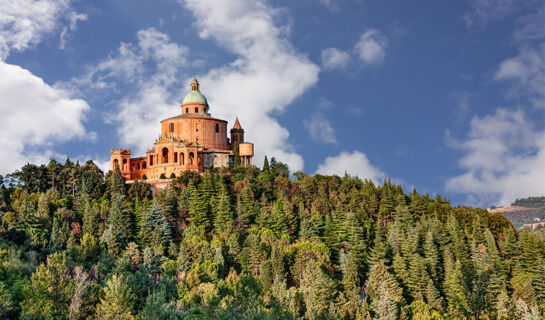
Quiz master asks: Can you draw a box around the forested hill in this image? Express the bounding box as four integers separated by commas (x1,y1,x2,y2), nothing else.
0,158,544,319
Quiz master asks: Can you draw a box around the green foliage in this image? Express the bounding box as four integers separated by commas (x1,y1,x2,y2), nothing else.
1,160,543,319
95,274,135,320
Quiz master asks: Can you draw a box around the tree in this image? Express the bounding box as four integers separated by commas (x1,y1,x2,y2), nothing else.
187,181,209,231
139,199,172,251
21,252,75,320
233,143,241,168
106,194,133,246
95,274,135,320
214,186,234,232
300,262,336,320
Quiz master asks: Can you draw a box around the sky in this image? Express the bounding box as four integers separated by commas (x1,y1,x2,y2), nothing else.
0,0,544,207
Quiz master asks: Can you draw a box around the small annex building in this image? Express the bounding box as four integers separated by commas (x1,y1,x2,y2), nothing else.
110,78,254,192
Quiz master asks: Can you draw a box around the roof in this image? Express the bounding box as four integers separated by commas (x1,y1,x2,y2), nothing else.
161,113,227,122
182,78,208,105
233,117,242,129
182,90,208,105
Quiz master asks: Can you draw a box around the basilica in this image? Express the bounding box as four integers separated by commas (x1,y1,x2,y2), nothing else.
110,78,254,188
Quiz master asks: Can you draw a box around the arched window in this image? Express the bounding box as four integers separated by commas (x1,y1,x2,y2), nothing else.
162,147,169,164
215,123,219,133
113,159,119,169
122,159,127,171
194,107,198,113
174,152,178,163
169,123,174,133
142,161,147,169
185,108,189,113
149,155,154,166
180,153,185,165
189,152,194,165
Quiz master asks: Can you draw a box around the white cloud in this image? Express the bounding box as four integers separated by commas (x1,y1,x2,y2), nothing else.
464,0,518,27
0,61,90,173
303,112,337,144
321,47,350,70
0,0,73,59
59,11,87,49
494,43,545,107
62,28,189,155
445,109,545,206
180,0,320,172
316,151,384,182
354,29,388,65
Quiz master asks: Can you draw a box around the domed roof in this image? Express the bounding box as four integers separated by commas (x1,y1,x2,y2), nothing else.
182,78,208,105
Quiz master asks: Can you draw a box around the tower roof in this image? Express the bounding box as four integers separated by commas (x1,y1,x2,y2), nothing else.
182,78,208,105
233,117,242,129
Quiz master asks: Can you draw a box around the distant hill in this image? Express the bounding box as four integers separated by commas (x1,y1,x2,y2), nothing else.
489,196,545,229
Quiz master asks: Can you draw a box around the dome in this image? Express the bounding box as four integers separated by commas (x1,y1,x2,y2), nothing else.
182,78,208,105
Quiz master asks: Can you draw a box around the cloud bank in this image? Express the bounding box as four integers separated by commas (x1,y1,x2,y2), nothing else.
0,0,91,174
180,0,320,172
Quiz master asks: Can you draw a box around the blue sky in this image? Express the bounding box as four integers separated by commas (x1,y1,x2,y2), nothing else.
1,0,544,207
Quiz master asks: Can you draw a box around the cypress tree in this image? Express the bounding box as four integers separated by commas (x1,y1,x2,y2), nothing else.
263,156,270,171
233,143,241,168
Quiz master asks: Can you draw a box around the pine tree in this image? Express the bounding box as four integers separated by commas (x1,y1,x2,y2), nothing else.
95,274,135,320
371,284,398,320
82,195,99,237
300,262,336,320
425,279,444,311
187,181,209,231
140,199,172,251
214,186,234,233
107,193,133,246
21,252,75,320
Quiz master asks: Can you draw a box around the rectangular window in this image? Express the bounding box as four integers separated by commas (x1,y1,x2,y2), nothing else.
169,123,174,132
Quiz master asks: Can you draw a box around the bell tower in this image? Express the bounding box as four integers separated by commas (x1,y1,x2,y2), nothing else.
230,117,244,145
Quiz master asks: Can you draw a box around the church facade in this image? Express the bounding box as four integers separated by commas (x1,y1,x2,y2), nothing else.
110,78,254,184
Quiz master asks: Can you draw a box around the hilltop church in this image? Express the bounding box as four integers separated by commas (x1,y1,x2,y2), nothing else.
110,78,254,189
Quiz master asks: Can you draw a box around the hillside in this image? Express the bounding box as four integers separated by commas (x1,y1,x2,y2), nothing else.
489,196,545,229
0,159,544,319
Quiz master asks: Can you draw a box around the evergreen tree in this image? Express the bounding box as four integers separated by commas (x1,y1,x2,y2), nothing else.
140,199,172,251
95,274,135,320
233,143,241,168
263,156,270,171
187,181,209,231
214,186,234,232
21,252,75,320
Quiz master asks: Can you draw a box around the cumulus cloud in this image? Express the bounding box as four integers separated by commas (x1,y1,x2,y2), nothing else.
303,112,337,144
494,43,545,107
0,0,74,59
321,47,350,70
0,0,92,174
0,61,90,173
354,29,388,65
62,28,189,154
316,150,384,182
446,109,545,206
180,0,320,172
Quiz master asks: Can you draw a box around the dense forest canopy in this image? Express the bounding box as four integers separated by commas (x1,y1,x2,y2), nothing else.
0,157,544,319
511,197,545,208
